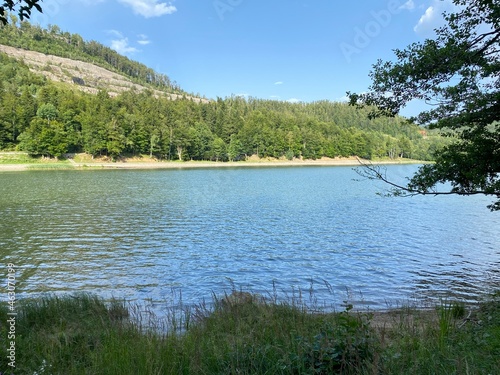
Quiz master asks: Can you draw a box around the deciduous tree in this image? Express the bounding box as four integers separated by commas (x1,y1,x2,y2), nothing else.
348,0,500,210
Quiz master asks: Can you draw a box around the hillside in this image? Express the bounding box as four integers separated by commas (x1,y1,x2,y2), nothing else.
0,20,186,94
0,44,207,102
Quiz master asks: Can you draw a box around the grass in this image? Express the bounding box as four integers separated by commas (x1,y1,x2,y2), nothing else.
378,296,500,374
0,291,499,374
25,163,74,170
0,152,74,169
0,152,37,164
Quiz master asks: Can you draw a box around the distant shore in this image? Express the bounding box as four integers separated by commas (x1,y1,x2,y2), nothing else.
0,155,423,172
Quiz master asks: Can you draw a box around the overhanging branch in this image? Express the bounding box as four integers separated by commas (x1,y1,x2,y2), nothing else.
354,158,491,198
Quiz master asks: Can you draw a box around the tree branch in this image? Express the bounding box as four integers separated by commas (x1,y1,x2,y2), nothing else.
354,158,491,198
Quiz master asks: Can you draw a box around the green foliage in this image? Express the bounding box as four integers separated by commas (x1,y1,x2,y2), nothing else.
292,312,376,374
228,134,245,161
18,118,68,157
211,136,227,161
0,1,42,25
36,103,58,122
349,0,500,210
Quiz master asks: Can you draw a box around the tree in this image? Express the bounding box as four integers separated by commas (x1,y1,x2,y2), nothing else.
227,134,244,161
348,0,500,211
172,120,192,161
18,117,68,158
36,103,58,124
211,137,226,162
106,117,126,160
0,1,42,25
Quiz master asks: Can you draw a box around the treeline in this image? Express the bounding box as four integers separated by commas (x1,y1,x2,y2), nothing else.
0,52,447,161
0,16,182,93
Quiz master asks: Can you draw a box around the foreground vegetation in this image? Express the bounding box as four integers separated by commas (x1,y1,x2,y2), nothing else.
1,291,498,374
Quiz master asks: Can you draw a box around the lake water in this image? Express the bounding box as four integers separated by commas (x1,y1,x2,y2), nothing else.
1,165,499,312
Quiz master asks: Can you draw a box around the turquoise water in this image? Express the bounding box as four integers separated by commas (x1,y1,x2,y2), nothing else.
1,165,499,310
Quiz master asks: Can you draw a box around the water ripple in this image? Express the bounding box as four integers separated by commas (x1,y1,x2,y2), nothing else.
1,167,499,311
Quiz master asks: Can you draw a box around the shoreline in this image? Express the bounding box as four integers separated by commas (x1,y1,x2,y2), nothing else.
0,156,422,172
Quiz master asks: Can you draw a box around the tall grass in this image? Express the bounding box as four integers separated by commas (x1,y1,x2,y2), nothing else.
0,290,498,374
375,294,500,374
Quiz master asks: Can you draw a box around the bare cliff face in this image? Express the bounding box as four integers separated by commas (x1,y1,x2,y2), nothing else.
0,44,208,103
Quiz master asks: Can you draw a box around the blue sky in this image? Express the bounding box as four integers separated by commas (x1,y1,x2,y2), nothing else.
31,0,455,117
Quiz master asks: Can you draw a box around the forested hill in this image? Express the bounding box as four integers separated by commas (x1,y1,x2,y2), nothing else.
0,21,447,162
0,18,183,94
0,43,206,102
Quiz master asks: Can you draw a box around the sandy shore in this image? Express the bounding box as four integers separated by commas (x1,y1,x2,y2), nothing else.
0,157,420,172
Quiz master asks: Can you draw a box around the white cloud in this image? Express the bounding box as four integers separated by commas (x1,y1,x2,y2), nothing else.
414,6,437,34
274,81,284,85
270,95,281,99
107,29,124,38
118,0,177,18
414,0,455,36
107,30,138,54
399,0,415,10
137,34,151,45
287,98,301,104
110,37,138,55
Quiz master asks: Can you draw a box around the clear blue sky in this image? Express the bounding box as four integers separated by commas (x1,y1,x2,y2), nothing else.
31,0,454,117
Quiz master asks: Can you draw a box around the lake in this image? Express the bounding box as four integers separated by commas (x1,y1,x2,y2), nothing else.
1,165,499,312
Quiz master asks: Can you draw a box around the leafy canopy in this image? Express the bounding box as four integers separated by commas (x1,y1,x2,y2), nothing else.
0,1,42,25
348,0,500,210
